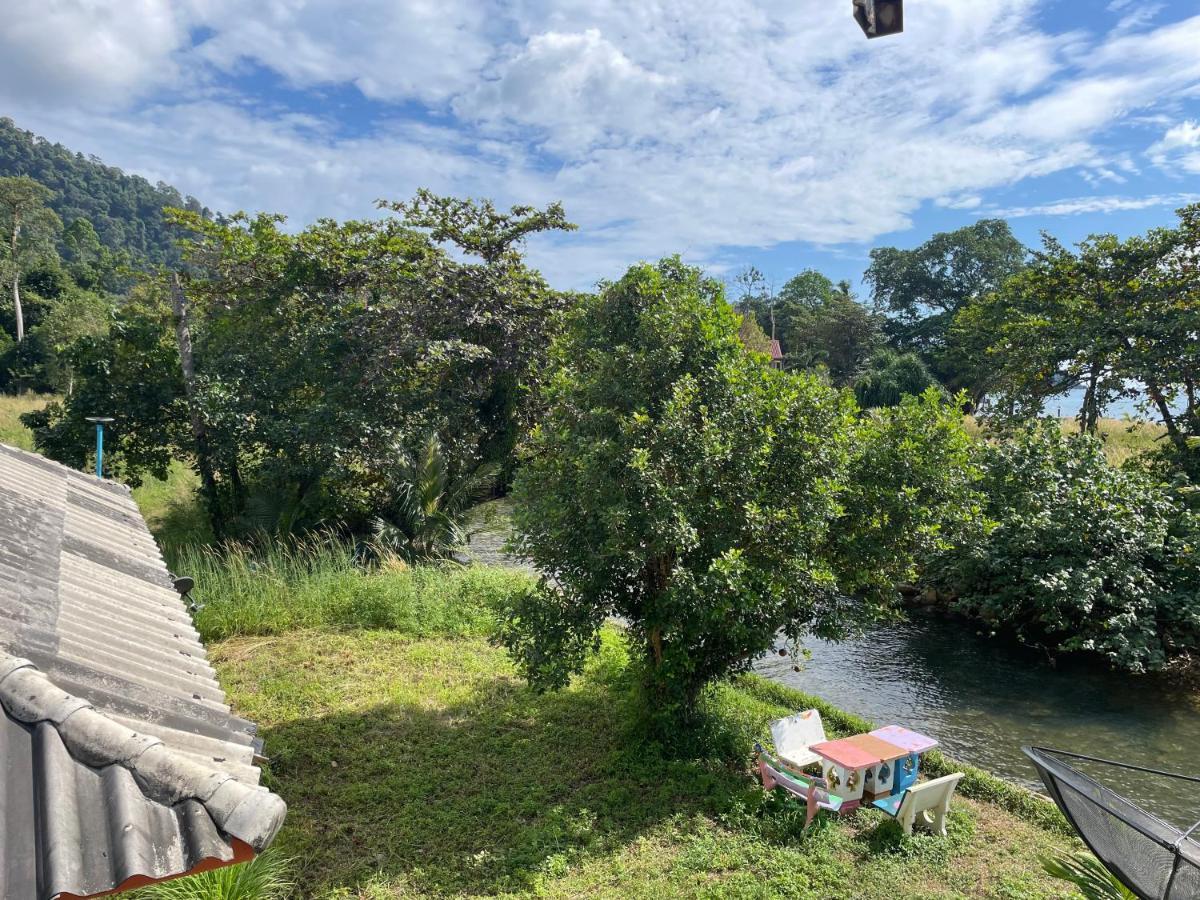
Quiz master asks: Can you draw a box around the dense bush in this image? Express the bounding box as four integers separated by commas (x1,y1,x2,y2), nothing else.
932,421,1200,671
499,258,981,719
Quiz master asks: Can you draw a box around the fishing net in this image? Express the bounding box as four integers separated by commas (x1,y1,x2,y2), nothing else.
1024,746,1200,900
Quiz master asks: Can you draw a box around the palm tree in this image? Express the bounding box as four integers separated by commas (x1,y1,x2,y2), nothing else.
373,433,496,562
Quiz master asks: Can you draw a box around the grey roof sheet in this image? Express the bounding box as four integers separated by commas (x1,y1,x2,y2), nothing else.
0,444,285,899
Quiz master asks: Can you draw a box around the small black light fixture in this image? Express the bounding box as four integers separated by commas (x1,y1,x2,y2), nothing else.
853,0,904,38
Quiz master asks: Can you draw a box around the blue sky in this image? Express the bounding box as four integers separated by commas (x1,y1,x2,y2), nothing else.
2,0,1199,293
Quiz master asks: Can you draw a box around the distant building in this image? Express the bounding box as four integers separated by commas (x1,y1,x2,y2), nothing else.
0,444,286,899
768,339,784,369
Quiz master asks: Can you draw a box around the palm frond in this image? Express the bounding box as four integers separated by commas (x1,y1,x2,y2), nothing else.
1041,853,1137,900
129,851,292,900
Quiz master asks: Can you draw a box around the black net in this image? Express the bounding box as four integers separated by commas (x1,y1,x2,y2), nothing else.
1024,747,1200,900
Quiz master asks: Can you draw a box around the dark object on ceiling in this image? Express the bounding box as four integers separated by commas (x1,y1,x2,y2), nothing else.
853,0,904,38
0,443,286,899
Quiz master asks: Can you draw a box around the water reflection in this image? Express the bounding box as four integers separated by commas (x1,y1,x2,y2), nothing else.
755,612,1200,827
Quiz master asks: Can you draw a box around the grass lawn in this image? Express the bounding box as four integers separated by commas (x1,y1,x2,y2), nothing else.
212,624,1078,899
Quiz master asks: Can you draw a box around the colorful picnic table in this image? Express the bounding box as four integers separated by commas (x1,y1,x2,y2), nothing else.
809,737,887,808
845,733,910,799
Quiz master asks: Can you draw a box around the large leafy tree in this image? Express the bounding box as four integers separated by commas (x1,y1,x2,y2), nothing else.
786,280,883,385
499,258,981,719
865,219,1026,395
0,175,61,343
28,193,574,537
955,204,1200,449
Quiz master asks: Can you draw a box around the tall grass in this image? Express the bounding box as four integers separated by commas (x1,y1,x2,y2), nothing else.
173,535,535,643
128,852,292,900
0,392,51,449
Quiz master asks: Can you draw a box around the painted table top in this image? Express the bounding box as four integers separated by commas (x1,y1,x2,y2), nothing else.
844,733,909,762
810,737,881,770
869,725,938,754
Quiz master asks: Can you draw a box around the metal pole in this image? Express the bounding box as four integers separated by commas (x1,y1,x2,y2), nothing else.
85,417,114,480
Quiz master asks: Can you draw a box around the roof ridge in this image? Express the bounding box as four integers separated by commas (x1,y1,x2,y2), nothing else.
0,651,286,851
0,442,132,496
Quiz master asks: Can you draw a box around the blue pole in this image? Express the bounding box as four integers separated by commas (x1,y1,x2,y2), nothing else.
95,422,104,479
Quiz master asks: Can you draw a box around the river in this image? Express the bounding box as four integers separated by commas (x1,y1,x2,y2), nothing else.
755,612,1200,829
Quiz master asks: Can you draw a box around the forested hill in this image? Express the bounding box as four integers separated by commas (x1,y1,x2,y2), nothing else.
0,117,211,267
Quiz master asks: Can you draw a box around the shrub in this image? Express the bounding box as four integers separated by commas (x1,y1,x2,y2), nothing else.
499,258,982,720
372,433,496,562
932,420,1200,671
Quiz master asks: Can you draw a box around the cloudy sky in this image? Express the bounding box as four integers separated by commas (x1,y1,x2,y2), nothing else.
2,0,1199,290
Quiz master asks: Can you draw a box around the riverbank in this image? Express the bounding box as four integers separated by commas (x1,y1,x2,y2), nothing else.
213,622,1078,898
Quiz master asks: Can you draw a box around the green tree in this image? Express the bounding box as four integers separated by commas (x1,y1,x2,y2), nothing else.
737,310,771,353
499,258,981,719
29,193,573,538
865,220,1025,395
0,176,61,342
786,280,883,384
956,204,1200,449
930,421,1200,672
853,348,941,409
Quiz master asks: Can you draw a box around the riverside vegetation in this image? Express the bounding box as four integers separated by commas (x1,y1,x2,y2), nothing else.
5,397,1081,899
3,132,1200,897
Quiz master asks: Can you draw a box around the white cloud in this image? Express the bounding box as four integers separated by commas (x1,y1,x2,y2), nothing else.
190,0,498,104
1148,120,1200,175
990,193,1200,218
0,0,187,107
3,2,1200,287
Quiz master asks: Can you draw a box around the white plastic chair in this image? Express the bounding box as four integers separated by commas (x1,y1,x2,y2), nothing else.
769,709,827,771
872,772,964,836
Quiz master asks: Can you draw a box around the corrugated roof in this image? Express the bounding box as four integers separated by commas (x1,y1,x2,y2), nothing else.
768,339,783,361
0,443,285,899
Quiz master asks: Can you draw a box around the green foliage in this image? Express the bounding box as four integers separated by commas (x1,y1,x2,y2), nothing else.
173,534,533,642
1041,853,1136,900
932,421,1200,671
785,280,883,385
23,286,186,482
373,433,496,562
30,192,572,538
128,851,292,900
853,348,941,409
829,389,984,602
865,219,1026,395
957,204,1200,464
500,258,980,719
0,117,206,266
737,310,771,353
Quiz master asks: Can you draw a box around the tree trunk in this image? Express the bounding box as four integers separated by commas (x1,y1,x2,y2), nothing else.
10,209,22,343
1146,377,1188,454
169,272,224,539
1078,362,1101,435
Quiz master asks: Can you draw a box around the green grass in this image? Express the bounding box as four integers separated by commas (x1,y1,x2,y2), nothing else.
174,537,534,643
0,392,51,449
133,459,212,551
211,622,1078,899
